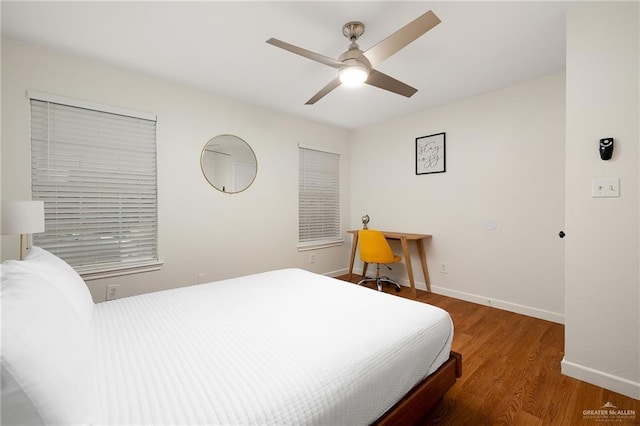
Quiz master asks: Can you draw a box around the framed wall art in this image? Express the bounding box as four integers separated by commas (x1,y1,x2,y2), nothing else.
416,132,446,175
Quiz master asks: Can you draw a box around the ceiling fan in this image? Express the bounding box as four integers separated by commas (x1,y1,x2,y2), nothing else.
266,10,441,105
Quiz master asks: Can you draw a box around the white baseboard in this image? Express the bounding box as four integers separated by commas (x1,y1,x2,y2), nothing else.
348,267,564,324
430,285,565,324
561,358,640,400
326,268,349,278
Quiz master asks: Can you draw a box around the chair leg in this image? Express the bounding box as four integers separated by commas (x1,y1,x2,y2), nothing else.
358,277,401,292
357,277,376,286
375,263,399,292
379,276,402,292
357,263,382,288
357,264,401,292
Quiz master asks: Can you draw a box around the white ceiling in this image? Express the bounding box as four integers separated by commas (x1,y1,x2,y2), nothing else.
1,1,570,130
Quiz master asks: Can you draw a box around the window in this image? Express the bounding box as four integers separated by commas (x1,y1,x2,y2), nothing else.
30,92,159,277
298,146,342,249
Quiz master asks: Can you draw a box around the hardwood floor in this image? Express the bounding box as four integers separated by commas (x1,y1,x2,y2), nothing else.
337,275,640,425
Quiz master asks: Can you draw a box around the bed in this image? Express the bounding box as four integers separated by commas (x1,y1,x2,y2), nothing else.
1,247,461,425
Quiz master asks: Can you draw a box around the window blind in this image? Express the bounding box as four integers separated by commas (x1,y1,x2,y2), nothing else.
298,147,342,249
30,97,158,274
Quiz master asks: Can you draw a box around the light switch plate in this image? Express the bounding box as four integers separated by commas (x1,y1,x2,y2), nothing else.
592,177,620,198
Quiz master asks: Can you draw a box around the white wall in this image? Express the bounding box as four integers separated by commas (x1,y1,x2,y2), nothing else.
2,4,638,401
563,2,639,399
0,28,3,262
1,37,352,302
349,73,566,323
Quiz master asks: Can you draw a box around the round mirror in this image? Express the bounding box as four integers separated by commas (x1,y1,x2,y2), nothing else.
200,135,257,193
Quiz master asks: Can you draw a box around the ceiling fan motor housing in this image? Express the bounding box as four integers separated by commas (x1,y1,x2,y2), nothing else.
338,51,371,70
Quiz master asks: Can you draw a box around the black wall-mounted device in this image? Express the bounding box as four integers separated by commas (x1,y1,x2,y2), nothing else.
599,138,614,160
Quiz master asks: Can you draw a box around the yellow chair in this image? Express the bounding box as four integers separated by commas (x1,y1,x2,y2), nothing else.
357,229,402,292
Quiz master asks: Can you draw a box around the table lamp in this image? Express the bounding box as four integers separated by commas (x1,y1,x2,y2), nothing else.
1,201,45,260
361,214,370,229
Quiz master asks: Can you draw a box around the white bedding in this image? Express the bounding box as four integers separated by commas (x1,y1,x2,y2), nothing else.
93,268,453,425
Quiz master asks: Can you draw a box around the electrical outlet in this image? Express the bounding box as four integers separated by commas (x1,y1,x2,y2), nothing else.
197,273,207,284
440,262,448,274
106,284,120,301
309,254,316,264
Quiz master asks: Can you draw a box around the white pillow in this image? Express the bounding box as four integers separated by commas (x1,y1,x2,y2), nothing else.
0,259,98,425
23,246,94,324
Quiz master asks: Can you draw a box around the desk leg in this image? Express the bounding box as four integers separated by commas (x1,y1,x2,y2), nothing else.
348,233,359,282
400,236,417,299
417,239,431,293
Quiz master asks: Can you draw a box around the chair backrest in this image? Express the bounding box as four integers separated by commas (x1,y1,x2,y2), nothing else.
358,229,396,264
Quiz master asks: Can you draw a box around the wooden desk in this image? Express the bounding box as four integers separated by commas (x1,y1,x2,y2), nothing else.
347,230,432,298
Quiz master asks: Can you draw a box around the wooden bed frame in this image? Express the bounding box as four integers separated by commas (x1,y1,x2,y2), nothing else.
375,351,462,425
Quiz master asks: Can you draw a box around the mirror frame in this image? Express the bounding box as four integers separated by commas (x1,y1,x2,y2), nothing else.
200,134,258,194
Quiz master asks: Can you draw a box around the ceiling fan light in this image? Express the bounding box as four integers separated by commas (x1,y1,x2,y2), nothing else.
339,64,369,86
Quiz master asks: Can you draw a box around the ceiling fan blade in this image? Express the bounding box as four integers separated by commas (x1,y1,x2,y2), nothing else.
363,10,441,67
266,38,343,69
366,69,417,98
305,78,342,105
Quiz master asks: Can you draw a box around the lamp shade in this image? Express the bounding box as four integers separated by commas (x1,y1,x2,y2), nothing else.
1,201,45,235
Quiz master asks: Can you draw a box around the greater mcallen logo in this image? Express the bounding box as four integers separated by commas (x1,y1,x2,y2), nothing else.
583,401,636,422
